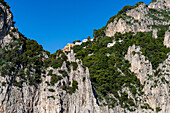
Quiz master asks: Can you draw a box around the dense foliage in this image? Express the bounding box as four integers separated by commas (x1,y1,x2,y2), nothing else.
61,80,78,95
0,0,169,109
73,28,169,110
0,30,79,97
0,0,10,9
0,32,46,86
44,49,67,69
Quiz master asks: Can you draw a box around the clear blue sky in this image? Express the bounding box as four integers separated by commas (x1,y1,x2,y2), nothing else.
5,0,151,53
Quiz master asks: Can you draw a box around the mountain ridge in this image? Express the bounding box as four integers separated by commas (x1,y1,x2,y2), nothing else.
0,0,170,113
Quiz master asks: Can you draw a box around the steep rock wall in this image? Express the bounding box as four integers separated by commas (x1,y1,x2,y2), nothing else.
106,2,170,37
125,43,170,113
164,31,170,47
0,2,13,40
0,1,169,113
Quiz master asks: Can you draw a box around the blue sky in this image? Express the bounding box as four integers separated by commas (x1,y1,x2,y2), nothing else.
5,0,151,53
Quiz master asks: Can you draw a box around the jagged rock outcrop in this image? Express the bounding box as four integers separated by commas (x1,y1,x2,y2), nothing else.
125,45,153,84
0,1,102,113
0,1,18,48
37,64,101,113
0,0,170,113
148,0,170,9
106,1,170,37
0,52,101,113
0,2,13,40
125,45,170,113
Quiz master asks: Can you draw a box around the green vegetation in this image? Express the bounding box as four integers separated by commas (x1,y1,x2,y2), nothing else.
44,49,68,69
70,80,78,94
93,27,106,39
73,28,169,109
141,104,153,110
11,27,18,32
61,80,78,95
0,32,45,86
134,2,144,7
71,62,78,70
117,5,133,15
152,0,157,2
48,70,53,76
0,30,77,89
1,81,6,86
58,70,68,77
73,40,81,44
47,69,70,87
13,80,25,87
132,51,136,55
106,2,143,25
0,0,10,9
47,96,55,100
0,0,169,110
45,81,50,86
156,107,161,112
148,8,170,22
50,74,62,85
48,88,55,92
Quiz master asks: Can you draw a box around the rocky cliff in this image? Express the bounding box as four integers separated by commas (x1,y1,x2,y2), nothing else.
106,0,170,37
0,0,169,113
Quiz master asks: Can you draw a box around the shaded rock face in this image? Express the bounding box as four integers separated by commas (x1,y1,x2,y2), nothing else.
0,2,15,48
0,50,101,113
0,3,13,40
36,64,100,113
0,2,102,113
1,43,169,113
106,2,170,37
0,1,170,113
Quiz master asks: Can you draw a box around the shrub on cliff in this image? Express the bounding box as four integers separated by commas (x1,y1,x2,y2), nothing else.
117,5,133,15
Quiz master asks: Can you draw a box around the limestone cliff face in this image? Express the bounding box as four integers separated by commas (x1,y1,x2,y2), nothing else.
125,45,153,85
0,50,100,113
0,2,102,112
106,1,170,37
0,2,13,39
124,30,170,113
0,0,170,113
125,43,170,113
164,31,170,47
148,0,170,9
36,53,101,113
0,1,17,48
